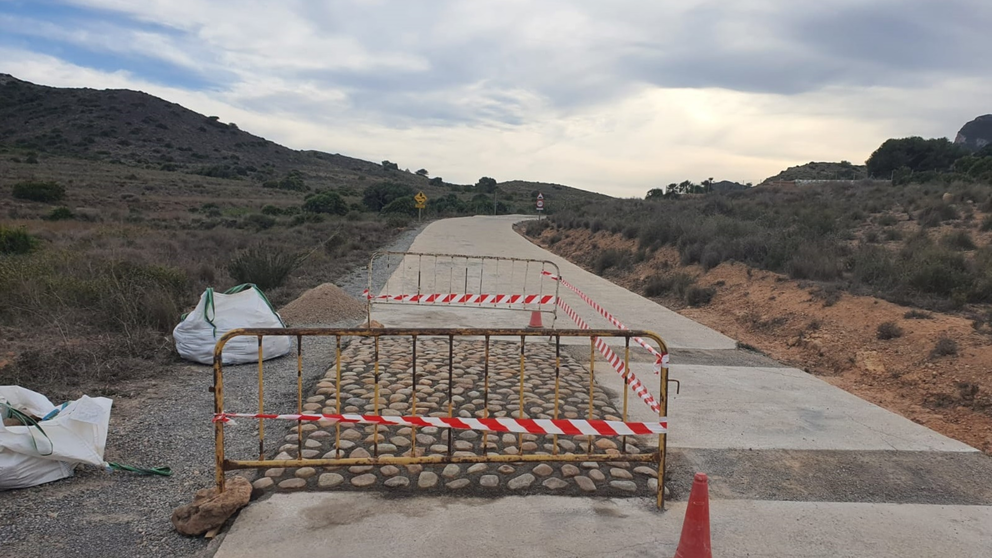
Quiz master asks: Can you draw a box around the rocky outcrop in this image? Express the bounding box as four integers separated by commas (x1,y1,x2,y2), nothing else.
954,115,992,151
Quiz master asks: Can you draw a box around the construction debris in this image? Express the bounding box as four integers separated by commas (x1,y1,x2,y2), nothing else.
171,476,252,536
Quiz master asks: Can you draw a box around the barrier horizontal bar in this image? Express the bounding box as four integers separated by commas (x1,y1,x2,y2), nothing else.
223,452,658,470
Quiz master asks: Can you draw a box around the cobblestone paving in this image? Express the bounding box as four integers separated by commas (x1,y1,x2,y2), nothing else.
253,338,663,497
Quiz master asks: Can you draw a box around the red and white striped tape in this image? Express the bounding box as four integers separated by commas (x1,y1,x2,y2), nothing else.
363,290,556,305
543,271,669,372
556,298,662,414
213,412,667,436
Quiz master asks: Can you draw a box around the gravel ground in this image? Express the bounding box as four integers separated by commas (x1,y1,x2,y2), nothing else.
0,223,427,558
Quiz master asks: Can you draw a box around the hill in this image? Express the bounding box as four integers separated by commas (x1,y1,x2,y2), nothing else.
955,114,992,152
762,161,867,183
0,74,606,208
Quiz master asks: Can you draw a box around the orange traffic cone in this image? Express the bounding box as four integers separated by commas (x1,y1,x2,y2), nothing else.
674,473,712,558
527,310,544,328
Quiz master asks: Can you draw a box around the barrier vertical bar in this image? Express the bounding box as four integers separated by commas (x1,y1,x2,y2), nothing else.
257,336,265,461
417,254,423,298
447,335,454,456
658,355,669,510
373,335,380,457
622,337,630,451
552,335,561,455
411,335,418,455
296,335,303,458
483,335,490,457
587,337,595,454
518,335,526,449
334,336,342,457
213,351,226,492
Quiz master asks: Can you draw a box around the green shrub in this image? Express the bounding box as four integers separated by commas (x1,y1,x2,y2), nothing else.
0,225,37,255
917,203,958,227
385,214,411,228
12,181,65,203
644,272,695,298
877,214,898,226
981,215,992,232
930,336,958,358
302,191,348,215
244,213,276,230
47,206,74,220
363,182,414,212
876,321,903,340
382,196,418,216
785,244,840,281
262,170,308,191
261,205,282,216
227,245,303,291
524,219,553,237
904,310,932,319
685,285,716,306
939,230,975,251
594,249,631,275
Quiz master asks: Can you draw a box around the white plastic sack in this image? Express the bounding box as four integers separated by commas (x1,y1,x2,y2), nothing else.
0,386,113,491
173,284,291,365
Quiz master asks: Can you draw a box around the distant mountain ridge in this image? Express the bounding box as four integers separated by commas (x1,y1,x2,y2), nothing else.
0,74,606,204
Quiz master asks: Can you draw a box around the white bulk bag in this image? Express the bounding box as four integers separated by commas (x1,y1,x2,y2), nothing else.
173,283,291,365
0,386,113,491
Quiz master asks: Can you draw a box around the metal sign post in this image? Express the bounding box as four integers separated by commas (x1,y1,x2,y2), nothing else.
536,193,544,219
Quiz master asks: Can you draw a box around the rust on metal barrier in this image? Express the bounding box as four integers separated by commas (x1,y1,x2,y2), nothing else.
213,327,670,509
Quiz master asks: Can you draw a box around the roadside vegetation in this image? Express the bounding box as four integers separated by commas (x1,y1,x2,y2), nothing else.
528,176,992,312
0,151,557,399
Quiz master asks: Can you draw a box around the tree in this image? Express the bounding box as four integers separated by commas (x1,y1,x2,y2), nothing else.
362,182,414,212
476,176,497,193
381,160,399,171
645,188,666,200
302,191,348,215
429,177,443,186
416,169,429,177
866,137,969,178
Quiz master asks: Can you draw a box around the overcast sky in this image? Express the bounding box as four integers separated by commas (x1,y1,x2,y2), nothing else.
1,0,990,196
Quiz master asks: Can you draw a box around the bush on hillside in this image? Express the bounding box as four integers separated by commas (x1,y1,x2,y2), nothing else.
0,225,38,255
47,207,74,221
303,191,348,215
227,245,302,291
381,196,419,216
363,182,414,212
685,285,716,306
12,181,65,203
876,321,903,340
643,272,695,298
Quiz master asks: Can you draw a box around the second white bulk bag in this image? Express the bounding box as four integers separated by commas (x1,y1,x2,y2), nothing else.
173,284,291,365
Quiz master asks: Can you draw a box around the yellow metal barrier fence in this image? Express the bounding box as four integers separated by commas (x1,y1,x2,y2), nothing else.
213,328,670,508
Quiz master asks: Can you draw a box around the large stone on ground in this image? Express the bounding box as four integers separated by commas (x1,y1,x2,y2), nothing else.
508,474,535,490
575,476,596,492
172,476,252,536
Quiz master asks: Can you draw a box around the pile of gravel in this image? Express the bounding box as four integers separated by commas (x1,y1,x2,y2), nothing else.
278,283,365,327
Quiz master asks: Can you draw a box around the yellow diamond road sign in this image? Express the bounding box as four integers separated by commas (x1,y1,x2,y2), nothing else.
414,191,428,204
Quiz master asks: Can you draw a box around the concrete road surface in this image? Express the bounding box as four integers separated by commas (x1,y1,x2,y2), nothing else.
217,216,991,557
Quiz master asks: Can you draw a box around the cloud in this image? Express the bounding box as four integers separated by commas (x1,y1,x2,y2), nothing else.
1,0,991,195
